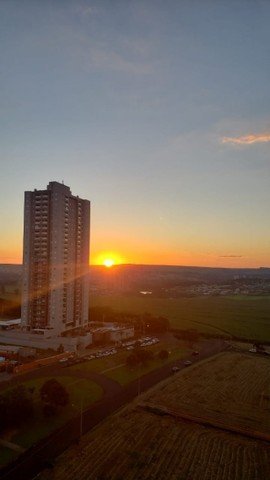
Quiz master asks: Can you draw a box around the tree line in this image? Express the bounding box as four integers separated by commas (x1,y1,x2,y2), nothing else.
89,306,170,333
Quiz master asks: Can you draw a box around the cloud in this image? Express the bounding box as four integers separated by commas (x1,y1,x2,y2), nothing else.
221,133,270,145
219,255,243,258
89,47,153,75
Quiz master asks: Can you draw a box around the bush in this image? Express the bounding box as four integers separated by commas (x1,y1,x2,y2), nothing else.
43,403,57,417
40,379,69,408
158,349,169,360
126,354,138,368
126,348,154,368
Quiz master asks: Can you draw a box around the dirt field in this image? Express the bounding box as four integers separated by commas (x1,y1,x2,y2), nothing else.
146,351,270,438
39,352,270,480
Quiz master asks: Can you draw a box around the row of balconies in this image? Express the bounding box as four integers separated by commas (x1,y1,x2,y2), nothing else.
33,239,48,244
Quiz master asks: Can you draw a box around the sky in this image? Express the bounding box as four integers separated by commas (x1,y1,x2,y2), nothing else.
0,0,270,268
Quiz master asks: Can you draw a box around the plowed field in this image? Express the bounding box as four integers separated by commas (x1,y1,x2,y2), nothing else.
146,352,270,437
40,352,270,480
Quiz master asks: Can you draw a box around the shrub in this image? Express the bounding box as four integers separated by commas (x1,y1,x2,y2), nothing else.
158,349,169,360
40,379,69,408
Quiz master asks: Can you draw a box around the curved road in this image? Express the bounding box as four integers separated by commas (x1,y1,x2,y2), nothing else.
0,362,122,396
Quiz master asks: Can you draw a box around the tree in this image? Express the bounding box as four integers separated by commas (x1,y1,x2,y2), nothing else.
0,385,33,432
158,349,169,360
40,379,69,409
43,404,57,417
136,348,153,365
57,343,64,354
126,348,154,368
140,313,170,333
174,329,199,347
126,354,138,368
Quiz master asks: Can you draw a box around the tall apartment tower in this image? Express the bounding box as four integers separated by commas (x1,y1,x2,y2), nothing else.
21,181,90,335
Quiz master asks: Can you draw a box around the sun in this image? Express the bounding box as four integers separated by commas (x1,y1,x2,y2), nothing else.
103,258,115,268
94,251,123,267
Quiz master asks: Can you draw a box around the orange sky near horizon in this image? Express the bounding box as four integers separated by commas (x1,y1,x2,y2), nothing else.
1,210,269,269
1,241,269,269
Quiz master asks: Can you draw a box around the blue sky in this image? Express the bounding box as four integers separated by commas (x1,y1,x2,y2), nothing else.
1,0,270,266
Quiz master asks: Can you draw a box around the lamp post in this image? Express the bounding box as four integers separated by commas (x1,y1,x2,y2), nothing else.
138,369,141,396
72,397,83,439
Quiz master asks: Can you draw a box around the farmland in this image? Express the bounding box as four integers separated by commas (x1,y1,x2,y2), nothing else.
146,351,270,437
39,351,270,480
92,294,270,341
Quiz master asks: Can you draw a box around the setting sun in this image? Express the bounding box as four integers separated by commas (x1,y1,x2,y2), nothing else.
103,258,115,268
93,251,124,267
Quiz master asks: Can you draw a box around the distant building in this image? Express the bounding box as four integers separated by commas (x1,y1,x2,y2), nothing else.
89,322,134,344
21,181,90,336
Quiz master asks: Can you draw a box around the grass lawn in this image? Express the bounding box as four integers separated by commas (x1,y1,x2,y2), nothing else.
67,351,128,374
105,342,191,385
0,446,18,467
23,375,102,403
1,375,102,455
106,360,159,385
92,294,270,342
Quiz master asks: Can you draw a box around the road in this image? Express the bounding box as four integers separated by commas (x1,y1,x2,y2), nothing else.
0,339,227,480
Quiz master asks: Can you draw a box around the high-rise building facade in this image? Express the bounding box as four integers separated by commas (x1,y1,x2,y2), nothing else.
21,181,90,335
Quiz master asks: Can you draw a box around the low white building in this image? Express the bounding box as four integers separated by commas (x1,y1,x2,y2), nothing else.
0,330,92,352
0,318,22,330
89,322,134,344
109,326,134,343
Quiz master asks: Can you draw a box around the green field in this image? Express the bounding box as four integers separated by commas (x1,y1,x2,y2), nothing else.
92,294,270,342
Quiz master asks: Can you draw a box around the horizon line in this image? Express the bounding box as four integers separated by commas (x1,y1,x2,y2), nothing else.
1,262,269,271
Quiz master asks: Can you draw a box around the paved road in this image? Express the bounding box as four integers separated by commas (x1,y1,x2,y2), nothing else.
0,338,227,480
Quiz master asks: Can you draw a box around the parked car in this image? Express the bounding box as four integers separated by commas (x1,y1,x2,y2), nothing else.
184,360,192,366
59,358,68,363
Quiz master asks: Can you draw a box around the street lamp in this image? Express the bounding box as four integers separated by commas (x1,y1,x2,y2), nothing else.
72,397,84,440
137,370,141,396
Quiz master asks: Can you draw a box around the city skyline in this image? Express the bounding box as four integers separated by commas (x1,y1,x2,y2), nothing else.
1,1,270,268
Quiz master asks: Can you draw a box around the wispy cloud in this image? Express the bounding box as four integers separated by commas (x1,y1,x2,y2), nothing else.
220,255,243,258
88,47,153,75
222,133,270,145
